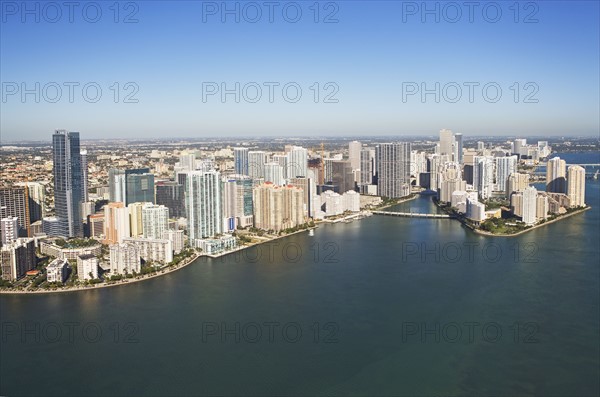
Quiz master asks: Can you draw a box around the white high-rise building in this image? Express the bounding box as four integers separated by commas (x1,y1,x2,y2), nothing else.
186,170,222,241
162,230,185,254
142,204,169,239
522,186,538,225
248,151,269,179
128,202,145,237
103,202,131,244
233,147,249,176
567,165,586,207
513,138,527,157
109,243,141,275
495,156,518,193
1,217,18,245
376,142,412,198
264,162,286,186
546,157,567,193
348,141,362,170
286,146,308,178
77,254,99,280
507,172,530,195
474,156,494,199
439,129,455,159
179,153,196,171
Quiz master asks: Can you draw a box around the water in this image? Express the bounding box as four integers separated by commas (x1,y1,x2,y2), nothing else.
1,154,599,396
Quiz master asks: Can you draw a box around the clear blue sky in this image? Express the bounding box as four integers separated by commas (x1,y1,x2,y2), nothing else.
1,0,598,141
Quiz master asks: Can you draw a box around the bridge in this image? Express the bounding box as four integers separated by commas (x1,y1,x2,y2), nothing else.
373,211,454,219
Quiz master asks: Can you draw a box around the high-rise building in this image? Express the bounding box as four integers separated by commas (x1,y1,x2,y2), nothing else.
348,141,362,170
253,183,304,231
109,243,141,275
53,130,83,238
375,142,411,198
0,186,30,237
46,258,69,284
567,165,586,207
179,153,197,171
507,172,530,196
454,133,463,164
162,230,185,254
264,162,285,186
186,170,222,242
495,156,518,194
80,149,89,202
473,156,494,199
15,182,45,223
77,254,99,280
109,168,154,205
359,147,376,186
286,146,308,179
0,238,36,281
536,194,549,220
142,204,169,239
1,217,19,245
155,181,186,218
513,138,527,158
546,157,567,193
248,151,268,179
103,202,130,244
439,129,455,159
128,202,145,237
233,147,249,176
522,186,538,225
331,160,355,193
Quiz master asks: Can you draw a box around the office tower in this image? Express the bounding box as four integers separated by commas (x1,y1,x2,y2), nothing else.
253,183,304,232
230,174,254,227
15,182,45,222
128,202,145,237
53,130,83,238
186,170,222,242
359,147,376,187
103,202,131,244
348,141,362,170
109,168,154,205
109,243,141,275
507,172,530,196
376,142,412,198
142,204,169,239
81,149,89,202
439,129,455,159
179,153,197,171
546,157,567,193
0,238,36,281
332,160,355,193
567,165,586,207
495,156,518,194
473,156,494,199
234,147,250,176
0,187,30,237
522,186,538,225
513,138,527,158
155,181,186,218
264,162,286,186
248,151,268,179
286,146,308,179
454,133,463,164
1,217,18,245
77,254,99,280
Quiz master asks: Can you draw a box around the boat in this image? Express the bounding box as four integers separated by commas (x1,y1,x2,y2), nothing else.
308,229,314,236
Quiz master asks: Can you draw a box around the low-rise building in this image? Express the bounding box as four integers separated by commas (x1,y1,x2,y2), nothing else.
46,258,69,284
122,237,173,264
109,243,141,275
77,254,99,281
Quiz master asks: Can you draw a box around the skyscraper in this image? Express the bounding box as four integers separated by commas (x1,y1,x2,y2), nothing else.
439,129,455,159
331,160,355,193
348,141,362,170
248,151,268,179
376,142,411,198
233,147,249,176
103,202,130,244
252,183,304,232
109,168,155,205
186,170,222,243
359,147,375,186
15,182,45,223
567,165,586,207
522,186,538,225
155,181,186,218
0,186,30,237
81,149,89,202
473,156,494,199
546,157,567,193
454,133,463,164
52,130,83,238
286,146,308,179
495,156,518,194
142,204,169,239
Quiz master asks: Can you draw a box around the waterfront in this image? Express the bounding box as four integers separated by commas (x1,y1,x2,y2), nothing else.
1,166,599,396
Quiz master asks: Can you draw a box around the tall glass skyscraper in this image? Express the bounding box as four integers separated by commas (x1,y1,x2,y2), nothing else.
375,142,412,198
109,168,155,205
185,170,222,243
52,130,83,238
234,147,249,176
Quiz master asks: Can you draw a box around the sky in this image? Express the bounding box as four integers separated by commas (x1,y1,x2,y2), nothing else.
1,0,599,141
